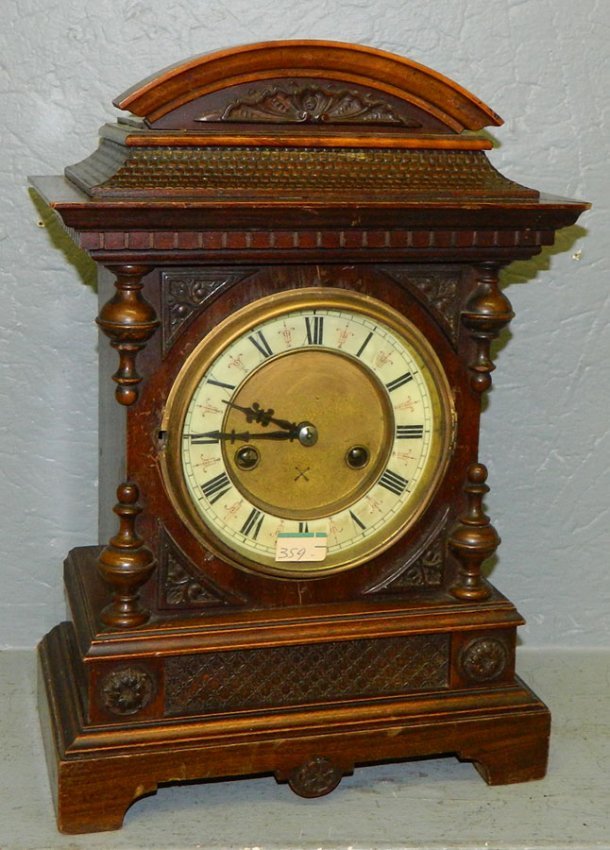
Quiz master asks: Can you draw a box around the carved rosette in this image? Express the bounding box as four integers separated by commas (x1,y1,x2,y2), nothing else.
287,756,344,798
460,637,509,683
448,464,499,601
97,264,159,405
461,263,514,393
97,483,156,627
100,666,155,716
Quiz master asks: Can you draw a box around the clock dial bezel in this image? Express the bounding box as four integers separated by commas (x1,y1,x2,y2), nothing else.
160,287,455,578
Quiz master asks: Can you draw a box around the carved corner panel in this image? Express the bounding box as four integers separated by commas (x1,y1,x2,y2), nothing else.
382,267,464,346
161,269,255,354
156,526,244,610
388,536,446,590
365,510,450,594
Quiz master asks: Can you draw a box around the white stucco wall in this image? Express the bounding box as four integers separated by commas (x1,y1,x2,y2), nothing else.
1,0,607,648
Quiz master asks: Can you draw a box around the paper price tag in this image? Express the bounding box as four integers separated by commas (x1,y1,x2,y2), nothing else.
275,532,328,562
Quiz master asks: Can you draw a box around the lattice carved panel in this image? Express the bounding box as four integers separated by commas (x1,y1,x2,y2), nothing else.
165,634,449,716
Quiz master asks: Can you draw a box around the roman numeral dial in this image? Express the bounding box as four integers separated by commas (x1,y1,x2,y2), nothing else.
162,288,454,577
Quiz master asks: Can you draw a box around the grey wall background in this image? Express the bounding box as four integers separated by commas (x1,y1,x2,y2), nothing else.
1,0,607,649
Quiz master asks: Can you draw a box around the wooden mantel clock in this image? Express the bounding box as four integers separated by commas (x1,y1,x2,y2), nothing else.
32,40,587,834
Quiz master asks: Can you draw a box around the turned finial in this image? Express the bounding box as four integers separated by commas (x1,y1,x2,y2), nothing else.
97,483,156,627
461,264,514,394
96,264,159,406
448,463,499,601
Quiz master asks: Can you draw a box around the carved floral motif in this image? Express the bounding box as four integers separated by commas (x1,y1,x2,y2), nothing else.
365,511,449,594
389,537,445,588
384,268,461,344
158,528,231,609
162,270,250,352
196,83,422,127
164,556,226,607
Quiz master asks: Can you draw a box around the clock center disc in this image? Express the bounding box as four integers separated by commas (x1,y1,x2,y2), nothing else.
222,349,393,520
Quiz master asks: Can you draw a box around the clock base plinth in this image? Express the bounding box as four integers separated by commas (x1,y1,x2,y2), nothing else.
38,549,550,834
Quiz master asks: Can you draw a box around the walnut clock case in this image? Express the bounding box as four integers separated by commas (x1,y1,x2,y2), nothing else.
32,41,588,834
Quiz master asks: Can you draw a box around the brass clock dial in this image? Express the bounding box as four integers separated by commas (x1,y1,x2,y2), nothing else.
161,288,454,577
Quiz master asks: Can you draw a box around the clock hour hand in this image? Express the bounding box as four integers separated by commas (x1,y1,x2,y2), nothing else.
222,400,296,432
222,401,318,445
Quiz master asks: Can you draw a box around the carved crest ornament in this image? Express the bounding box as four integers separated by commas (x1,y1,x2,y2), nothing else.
196,81,423,126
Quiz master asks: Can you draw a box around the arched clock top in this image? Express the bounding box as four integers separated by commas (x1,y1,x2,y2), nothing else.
114,40,503,133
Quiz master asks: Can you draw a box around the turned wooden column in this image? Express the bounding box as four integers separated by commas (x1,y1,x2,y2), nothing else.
96,264,158,626
452,263,512,599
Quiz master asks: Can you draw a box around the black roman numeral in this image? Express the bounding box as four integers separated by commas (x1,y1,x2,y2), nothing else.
298,522,309,533
349,510,366,531
385,372,414,392
396,425,424,439
201,472,231,503
188,431,220,445
379,469,409,496
207,378,236,391
356,331,374,358
305,315,324,345
248,330,274,359
240,508,264,539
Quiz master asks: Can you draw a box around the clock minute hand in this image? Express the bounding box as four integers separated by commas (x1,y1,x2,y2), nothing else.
189,429,298,444
189,422,318,447
236,430,298,441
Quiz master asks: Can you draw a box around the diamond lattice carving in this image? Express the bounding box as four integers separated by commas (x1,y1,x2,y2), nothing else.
165,634,449,716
